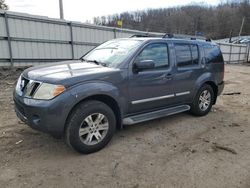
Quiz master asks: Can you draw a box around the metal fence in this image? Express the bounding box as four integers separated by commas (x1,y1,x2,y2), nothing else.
217,42,250,64
1,10,250,67
0,10,162,67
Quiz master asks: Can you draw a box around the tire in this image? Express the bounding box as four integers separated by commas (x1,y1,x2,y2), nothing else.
65,100,116,154
190,84,214,116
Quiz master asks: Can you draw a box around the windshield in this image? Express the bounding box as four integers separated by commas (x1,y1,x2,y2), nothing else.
82,39,142,67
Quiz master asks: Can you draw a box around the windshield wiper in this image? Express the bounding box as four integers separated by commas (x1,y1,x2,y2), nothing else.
85,60,100,65
83,59,108,67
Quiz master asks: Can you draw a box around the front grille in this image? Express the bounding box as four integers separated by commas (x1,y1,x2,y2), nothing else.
29,83,40,96
20,77,29,92
19,76,41,98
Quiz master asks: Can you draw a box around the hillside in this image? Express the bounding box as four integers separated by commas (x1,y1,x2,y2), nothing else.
93,0,250,39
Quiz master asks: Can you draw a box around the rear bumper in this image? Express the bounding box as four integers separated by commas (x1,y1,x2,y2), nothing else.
217,81,224,96
13,91,76,138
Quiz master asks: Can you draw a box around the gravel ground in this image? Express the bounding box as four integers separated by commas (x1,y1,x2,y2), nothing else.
0,64,250,188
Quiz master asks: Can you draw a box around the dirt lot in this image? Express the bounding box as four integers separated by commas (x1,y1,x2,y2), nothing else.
0,64,250,188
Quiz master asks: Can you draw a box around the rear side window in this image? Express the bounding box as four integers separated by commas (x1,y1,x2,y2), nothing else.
203,45,223,63
175,44,199,67
190,45,199,64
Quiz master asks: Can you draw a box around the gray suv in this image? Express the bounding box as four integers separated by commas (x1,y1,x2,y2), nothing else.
13,36,224,154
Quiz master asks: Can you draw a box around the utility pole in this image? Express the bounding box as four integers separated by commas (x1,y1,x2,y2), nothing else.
239,17,245,38
229,29,233,43
59,0,64,20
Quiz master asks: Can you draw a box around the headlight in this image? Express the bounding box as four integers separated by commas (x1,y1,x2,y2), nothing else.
33,83,65,100
15,75,22,96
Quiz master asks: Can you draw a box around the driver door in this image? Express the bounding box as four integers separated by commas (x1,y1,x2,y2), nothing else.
128,42,175,114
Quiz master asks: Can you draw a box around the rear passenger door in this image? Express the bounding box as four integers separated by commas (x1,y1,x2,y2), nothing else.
173,43,203,103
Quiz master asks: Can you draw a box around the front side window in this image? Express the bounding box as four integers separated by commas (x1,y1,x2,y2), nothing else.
175,44,199,67
135,43,169,70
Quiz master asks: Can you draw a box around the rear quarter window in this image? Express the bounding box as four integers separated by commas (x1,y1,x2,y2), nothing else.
203,44,223,63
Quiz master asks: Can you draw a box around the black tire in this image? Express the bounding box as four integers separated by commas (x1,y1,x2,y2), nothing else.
190,84,214,116
65,100,116,154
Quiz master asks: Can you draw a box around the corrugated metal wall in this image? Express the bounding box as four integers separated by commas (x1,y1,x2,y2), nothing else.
1,10,249,67
217,42,250,64
0,10,161,67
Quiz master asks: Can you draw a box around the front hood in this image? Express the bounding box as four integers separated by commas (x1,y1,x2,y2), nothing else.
22,60,121,86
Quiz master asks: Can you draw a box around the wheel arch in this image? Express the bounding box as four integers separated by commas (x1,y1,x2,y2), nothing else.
203,81,218,104
194,72,218,105
64,94,122,134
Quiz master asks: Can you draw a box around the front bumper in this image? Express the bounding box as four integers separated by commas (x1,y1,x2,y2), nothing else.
14,91,76,138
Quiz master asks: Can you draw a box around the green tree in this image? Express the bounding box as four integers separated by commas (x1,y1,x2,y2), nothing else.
0,0,8,10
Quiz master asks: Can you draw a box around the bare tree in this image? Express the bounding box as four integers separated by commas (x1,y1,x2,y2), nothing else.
93,1,250,39
0,0,8,10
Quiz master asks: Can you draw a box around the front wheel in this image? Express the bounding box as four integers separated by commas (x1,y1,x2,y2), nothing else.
190,84,214,116
65,100,116,154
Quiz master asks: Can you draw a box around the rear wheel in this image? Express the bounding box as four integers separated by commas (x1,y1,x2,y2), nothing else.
65,100,116,154
190,84,214,116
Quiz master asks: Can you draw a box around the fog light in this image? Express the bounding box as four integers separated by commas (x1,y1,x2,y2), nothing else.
32,115,41,126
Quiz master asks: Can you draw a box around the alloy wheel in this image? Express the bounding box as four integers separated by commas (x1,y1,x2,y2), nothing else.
79,113,109,145
198,90,211,111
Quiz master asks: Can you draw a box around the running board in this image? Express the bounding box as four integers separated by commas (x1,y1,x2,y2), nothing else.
123,105,190,125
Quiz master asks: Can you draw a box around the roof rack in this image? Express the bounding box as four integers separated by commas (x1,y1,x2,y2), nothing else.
162,33,211,42
130,33,212,42
162,33,174,38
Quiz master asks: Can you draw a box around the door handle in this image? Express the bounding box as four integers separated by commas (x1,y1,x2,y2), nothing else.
164,73,173,80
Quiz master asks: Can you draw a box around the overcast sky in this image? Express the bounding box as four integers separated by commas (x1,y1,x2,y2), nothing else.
6,0,221,23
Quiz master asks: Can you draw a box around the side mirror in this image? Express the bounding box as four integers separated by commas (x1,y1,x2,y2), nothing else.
134,60,155,72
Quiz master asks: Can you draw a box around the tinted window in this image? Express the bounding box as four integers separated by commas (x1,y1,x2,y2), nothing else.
190,44,199,64
175,44,192,67
136,43,169,69
203,45,223,63
175,44,199,67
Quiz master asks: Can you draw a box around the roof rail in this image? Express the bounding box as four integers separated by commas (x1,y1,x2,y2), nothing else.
130,34,157,38
130,33,212,42
162,33,174,38
162,33,211,42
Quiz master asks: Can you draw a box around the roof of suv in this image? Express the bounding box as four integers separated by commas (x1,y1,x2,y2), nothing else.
124,37,216,45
